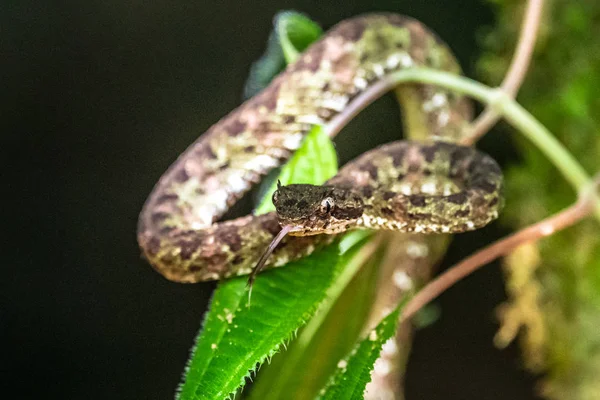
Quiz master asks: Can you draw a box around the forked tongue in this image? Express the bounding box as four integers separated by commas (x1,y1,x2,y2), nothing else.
246,225,293,305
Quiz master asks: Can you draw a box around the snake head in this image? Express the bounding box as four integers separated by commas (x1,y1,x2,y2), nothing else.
272,184,364,235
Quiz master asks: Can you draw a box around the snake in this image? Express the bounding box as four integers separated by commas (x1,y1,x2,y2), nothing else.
137,13,503,284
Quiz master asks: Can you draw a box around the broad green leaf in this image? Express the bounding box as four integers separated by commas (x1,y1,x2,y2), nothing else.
243,11,322,99
178,278,247,398
247,234,381,400
178,242,344,400
254,125,338,215
318,298,410,400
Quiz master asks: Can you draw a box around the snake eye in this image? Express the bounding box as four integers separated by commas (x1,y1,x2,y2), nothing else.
272,190,279,204
321,197,334,214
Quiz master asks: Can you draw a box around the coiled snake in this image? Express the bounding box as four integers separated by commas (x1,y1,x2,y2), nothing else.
137,13,503,283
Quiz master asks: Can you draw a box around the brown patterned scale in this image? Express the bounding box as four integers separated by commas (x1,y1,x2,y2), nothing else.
137,13,503,283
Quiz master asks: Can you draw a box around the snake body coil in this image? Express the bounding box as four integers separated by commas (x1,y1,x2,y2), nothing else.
137,14,503,283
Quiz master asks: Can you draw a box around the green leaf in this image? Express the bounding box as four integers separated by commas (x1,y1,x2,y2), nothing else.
243,26,285,100
254,125,338,215
247,233,381,400
243,11,322,99
276,11,323,63
317,298,410,400
178,242,344,400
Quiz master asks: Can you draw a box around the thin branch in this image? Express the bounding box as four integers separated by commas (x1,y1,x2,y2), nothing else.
462,0,544,145
501,0,544,97
400,176,599,322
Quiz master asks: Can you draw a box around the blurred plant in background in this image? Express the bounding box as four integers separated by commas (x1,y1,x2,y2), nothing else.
478,1,600,398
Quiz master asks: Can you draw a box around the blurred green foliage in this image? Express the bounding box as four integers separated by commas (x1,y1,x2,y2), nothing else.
478,1,600,399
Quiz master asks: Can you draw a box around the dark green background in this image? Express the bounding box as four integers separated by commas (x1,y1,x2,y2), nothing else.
4,1,539,398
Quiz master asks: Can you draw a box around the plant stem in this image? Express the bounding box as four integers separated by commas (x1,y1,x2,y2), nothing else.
500,99,589,188
465,0,544,143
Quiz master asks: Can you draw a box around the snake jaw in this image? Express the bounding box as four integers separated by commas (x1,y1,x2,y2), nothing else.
285,222,353,236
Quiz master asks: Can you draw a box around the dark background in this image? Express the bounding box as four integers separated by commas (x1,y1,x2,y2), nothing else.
3,1,540,399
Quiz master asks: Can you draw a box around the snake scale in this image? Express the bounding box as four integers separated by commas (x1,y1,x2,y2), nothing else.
137,13,503,283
